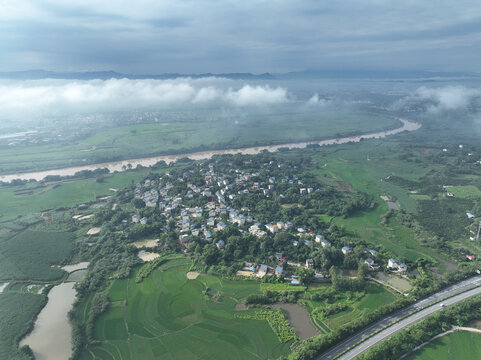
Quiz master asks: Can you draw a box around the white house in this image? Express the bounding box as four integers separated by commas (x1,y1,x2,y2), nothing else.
398,263,408,272
258,264,268,277
342,246,352,255
364,258,379,270
387,258,399,269
366,248,378,257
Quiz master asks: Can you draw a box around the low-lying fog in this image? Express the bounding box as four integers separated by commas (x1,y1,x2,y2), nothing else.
0,76,480,133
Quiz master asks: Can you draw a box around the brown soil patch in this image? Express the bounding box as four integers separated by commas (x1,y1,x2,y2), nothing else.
236,270,256,277
186,271,200,279
334,181,355,193
87,227,101,235
235,303,248,311
281,203,303,209
467,320,481,329
137,250,160,262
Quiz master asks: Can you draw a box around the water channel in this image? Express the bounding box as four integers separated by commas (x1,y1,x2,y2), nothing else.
20,282,77,360
0,118,420,183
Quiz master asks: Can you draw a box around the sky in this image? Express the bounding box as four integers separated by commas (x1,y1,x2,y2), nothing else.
1,0,481,74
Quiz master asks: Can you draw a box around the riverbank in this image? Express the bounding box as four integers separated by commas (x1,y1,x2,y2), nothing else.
0,118,420,183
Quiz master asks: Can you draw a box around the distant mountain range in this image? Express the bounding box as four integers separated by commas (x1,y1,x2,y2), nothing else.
0,69,274,80
0,69,479,80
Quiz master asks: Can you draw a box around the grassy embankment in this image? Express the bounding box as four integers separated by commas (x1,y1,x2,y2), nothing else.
0,292,47,360
404,330,481,360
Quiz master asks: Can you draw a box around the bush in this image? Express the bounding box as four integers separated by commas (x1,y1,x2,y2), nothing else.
235,310,298,343
245,294,276,305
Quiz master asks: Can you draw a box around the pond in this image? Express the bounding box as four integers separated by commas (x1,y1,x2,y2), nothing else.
20,282,76,360
273,303,320,339
61,261,90,273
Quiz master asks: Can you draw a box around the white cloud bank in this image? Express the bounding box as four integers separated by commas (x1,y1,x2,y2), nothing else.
396,85,481,113
0,78,290,117
305,93,331,107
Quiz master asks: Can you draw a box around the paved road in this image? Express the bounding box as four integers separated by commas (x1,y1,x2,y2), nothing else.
317,275,481,360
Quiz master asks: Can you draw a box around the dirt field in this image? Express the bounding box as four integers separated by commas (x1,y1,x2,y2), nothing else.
137,250,160,262
130,239,159,248
375,272,412,292
86,227,101,235
186,271,200,279
236,270,256,277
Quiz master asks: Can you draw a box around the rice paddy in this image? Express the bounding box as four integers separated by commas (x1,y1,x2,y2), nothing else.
80,257,292,360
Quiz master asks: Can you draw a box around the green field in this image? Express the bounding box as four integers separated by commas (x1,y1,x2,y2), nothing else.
405,330,481,360
0,172,146,220
81,258,292,360
0,230,74,281
306,283,397,331
260,283,307,292
0,112,400,174
447,185,481,199
311,142,450,265
0,292,46,360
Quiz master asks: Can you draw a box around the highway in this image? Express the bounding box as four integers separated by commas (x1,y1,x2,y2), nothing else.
317,275,481,360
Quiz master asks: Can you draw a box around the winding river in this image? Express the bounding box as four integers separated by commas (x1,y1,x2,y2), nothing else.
0,118,420,183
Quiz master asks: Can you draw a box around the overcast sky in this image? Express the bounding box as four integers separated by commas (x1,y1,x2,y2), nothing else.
1,0,481,74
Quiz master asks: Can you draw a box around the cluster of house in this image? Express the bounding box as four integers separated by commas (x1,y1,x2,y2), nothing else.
128,161,319,243
239,254,323,284
134,180,159,207
387,258,408,273
126,160,410,275
178,203,255,242
131,214,148,225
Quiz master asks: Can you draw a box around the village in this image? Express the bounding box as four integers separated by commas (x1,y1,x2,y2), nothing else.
123,156,409,285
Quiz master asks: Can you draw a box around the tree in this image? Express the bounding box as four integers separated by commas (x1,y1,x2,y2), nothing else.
202,244,221,265
132,198,145,209
295,267,315,285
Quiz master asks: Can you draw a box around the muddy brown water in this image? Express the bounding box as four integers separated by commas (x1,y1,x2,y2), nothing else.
20,282,76,360
273,303,320,339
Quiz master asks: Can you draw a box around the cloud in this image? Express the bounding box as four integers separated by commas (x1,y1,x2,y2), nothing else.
305,93,331,107
414,86,481,112
393,86,481,113
2,1,481,73
0,78,290,118
225,85,288,106
192,86,223,103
